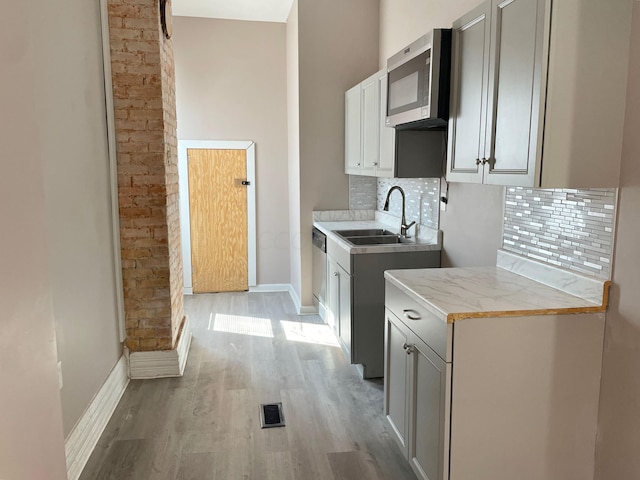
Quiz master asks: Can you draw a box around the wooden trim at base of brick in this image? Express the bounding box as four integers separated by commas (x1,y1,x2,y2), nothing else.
128,315,192,379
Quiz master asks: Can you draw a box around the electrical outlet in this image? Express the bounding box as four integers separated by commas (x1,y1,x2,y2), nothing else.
57,361,63,390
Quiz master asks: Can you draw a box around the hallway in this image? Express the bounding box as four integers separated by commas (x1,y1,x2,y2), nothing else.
80,292,415,479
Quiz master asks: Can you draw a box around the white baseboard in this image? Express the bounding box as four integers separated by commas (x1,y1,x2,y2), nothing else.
319,302,326,321
183,286,193,295
129,316,193,380
288,284,318,315
249,283,291,293
65,355,129,480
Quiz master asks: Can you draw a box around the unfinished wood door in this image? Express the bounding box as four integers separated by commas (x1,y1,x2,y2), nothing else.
187,148,248,293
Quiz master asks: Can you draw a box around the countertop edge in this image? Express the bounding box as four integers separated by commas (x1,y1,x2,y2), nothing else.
447,286,609,323
384,272,450,322
385,271,611,324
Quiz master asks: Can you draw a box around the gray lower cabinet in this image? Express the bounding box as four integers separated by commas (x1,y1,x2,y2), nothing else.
384,278,606,480
327,255,353,361
351,251,440,378
384,308,450,480
325,236,441,378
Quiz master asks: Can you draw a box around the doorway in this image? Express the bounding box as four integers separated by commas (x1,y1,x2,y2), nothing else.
178,140,257,294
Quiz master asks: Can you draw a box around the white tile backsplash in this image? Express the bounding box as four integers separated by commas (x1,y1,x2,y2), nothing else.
377,178,440,230
348,175,441,231
503,187,617,279
348,175,377,210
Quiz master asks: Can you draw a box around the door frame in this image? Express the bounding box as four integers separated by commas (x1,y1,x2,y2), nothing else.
178,140,257,294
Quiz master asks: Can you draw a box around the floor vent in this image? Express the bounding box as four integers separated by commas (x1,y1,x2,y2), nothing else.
260,402,285,428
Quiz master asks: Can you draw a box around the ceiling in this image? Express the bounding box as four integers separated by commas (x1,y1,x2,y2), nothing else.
172,0,295,23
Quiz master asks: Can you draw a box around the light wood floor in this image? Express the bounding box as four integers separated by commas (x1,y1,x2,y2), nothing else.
80,292,416,480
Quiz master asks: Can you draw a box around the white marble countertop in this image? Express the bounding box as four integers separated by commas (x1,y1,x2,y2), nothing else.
313,210,442,254
385,260,609,323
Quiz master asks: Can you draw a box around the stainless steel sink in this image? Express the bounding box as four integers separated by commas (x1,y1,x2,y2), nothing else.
346,235,403,245
335,228,396,237
333,228,416,246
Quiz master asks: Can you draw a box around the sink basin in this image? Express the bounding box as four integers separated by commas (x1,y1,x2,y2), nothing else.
346,235,402,245
335,228,396,237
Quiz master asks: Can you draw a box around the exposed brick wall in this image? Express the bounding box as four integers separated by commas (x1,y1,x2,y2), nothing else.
108,0,184,351
159,10,185,344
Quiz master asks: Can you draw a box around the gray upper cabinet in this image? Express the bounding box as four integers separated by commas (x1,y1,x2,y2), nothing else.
447,0,633,188
446,2,491,184
484,0,545,186
447,0,544,186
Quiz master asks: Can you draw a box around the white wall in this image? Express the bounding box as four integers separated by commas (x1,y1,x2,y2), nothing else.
0,3,69,478
379,0,504,268
173,17,291,285
595,3,640,478
292,0,380,306
380,0,483,68
35,0,123,438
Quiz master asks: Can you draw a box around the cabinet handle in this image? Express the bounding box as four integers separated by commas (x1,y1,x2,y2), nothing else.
481,158,488,165
333,272,339,277
373,162,378,166
403,309,421,321
356,162,361,166
402,342,414,355
475,158,481,166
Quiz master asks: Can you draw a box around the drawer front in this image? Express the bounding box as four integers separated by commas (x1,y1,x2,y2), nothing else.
385,281,450,362
327,236,351,274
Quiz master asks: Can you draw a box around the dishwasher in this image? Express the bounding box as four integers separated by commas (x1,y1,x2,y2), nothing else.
311,227,327,311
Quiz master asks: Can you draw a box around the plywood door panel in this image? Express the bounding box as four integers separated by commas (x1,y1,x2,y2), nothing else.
188,149,248,293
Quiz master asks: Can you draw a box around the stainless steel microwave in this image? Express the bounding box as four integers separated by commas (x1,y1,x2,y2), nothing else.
386,29,452,129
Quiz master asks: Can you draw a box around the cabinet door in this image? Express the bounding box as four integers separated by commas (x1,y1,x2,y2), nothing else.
326,256,340,334
483,0,546,186
337,263,352,359
384,311,410,457
447,2,492,183
409,336,449,480
377,71,395,178
345,84,362,175
360,74,379,176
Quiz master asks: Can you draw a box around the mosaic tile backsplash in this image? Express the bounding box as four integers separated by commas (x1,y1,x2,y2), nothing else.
348,176,441,230
349,175,377,210
377,178,440,230
503,187,617,279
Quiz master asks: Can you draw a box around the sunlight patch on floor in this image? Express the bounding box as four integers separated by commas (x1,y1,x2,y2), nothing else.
212,313,274,338
280,321,340,347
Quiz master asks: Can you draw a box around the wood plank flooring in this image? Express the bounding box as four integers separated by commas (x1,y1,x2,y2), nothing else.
80,292,416,480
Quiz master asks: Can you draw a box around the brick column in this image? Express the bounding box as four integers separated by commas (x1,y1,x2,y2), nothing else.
107,0,185,353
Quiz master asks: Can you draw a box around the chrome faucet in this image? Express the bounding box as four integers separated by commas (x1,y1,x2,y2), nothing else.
383,186,416,238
